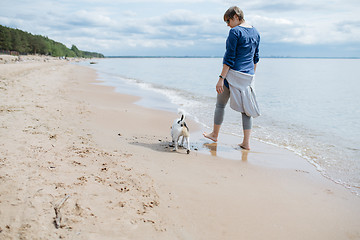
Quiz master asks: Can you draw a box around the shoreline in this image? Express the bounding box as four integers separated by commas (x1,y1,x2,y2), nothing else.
85,59,359,195
1,60,360,239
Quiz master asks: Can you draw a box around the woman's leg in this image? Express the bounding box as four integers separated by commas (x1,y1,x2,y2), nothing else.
240,113,252,150
203,86,230,142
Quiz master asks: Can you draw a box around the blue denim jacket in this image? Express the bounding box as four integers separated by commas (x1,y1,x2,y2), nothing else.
223,26,260,76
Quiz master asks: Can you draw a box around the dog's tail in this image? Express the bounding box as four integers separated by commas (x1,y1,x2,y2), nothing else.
177,110,189,130
178,109,186,121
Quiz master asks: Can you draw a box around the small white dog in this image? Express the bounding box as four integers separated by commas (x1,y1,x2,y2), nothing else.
170,112,190,154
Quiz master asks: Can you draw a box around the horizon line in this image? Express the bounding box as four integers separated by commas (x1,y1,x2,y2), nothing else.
105,56,360,59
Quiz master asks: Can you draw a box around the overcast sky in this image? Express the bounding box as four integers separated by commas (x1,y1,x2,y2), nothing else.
1,0,360,57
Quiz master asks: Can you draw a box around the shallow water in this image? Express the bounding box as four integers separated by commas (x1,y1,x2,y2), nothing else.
80,57,360,194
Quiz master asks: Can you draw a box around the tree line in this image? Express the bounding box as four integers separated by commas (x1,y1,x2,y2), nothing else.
0,25,104,58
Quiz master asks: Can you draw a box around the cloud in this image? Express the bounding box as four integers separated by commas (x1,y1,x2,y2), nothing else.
1,0,360,57
66,10,115,27
122,10,137,17
337,20,360,37
244,0,329,12
248,8,360,45
160,9,199,26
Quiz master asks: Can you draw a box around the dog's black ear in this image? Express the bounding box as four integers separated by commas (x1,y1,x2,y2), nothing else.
180,114,184,121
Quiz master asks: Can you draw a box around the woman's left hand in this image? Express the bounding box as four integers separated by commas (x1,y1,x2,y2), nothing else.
216,78,224,94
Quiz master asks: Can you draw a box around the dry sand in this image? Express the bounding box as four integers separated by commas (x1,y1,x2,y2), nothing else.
0,59,360,239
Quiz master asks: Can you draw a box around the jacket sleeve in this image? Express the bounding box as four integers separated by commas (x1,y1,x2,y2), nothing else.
253,35,260,64
223,28,239,68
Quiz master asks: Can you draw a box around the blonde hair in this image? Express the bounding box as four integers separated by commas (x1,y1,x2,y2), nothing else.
224,6,244,22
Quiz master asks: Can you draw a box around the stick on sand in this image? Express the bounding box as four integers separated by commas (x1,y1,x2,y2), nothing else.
54,195,70,229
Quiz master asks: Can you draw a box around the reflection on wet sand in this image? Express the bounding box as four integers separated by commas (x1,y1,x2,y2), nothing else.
241,149,248,161
203,143,249,161
203,143,217,156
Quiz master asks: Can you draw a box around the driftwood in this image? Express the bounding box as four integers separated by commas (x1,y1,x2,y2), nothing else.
54,195,70,229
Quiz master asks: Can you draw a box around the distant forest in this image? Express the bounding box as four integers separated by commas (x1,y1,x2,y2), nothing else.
0,25,104,58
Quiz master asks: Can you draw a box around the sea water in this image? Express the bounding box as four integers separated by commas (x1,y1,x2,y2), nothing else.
80,57,360,194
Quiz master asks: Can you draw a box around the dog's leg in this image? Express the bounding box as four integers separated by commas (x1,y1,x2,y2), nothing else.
171,140,177,151
174,138,179,152
171,136,180,152
186,137,190,154
179,136,184,148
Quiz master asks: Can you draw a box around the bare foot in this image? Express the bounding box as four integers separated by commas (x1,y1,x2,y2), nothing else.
239,144,250,150
203,132,218,142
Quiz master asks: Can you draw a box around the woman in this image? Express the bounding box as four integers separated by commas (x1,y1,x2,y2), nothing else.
203,6,260,150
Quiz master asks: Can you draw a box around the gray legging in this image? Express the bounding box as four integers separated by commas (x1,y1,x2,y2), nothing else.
214,85,252,130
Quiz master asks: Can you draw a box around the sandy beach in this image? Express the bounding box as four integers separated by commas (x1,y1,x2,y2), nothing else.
1,58,360,239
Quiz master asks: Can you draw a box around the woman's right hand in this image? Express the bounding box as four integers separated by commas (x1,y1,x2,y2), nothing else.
216,78,224,94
